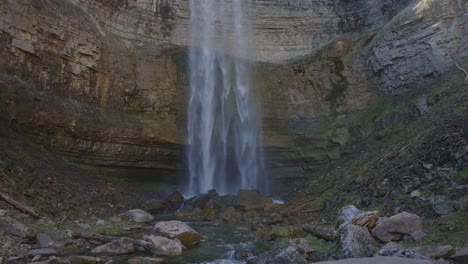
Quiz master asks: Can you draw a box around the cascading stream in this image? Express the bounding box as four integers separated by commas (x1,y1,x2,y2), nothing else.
187,0,267,196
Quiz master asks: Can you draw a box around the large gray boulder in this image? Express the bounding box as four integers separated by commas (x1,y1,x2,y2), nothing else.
372,212,422,242
153,220,201,246
340,224,375,258
248,238,314,264
146,235,183,257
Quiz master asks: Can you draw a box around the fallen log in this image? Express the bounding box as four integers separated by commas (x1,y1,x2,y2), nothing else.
302,224,339,242
0,193,41,219
72,232,154,250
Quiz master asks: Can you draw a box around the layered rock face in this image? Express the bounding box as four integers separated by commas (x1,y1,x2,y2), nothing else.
0,0,467,187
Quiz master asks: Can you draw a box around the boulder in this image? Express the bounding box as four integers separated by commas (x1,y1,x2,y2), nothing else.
127,257,163,264
184,190,221,211
372,212,422,242
143,199,168,214
122,209,154,223
248,238,314,264
340,224,375,258
166,191,185,211
336,205,365,227
235,190,273,211
146,235,183,256
413,245,455,259
91,237,136,254
0,217,35,238
153,220,201,246
220,206,241,223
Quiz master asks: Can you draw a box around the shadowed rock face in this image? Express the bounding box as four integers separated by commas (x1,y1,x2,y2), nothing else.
0,0,466,187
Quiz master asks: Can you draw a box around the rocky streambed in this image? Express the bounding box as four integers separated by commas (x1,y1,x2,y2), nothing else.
1,190,467,264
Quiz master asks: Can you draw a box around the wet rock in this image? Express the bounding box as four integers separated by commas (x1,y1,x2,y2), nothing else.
91,238,135,255
67,256,97,264
146,235,182,257
453,247,468,264
248,238,314,264
143,199,167,214
165,191,184,211
340,224,375,258
413,245,455,259
220,206,240,223
153,220,201,246
431,196,454,215
127,257,163,264
36,233,55,247
409,230,427,242
27,248,59,257
236,190,273,211
184,190,221,211
0,217,35,238
122,209,154,223
372,212,422,242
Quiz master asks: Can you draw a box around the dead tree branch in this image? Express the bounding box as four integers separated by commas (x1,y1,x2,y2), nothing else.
0,193,41,219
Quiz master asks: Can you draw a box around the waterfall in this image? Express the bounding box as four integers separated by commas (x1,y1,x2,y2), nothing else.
186,0,267,195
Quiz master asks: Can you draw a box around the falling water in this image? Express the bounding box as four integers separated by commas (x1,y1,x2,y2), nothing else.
187,0,267,195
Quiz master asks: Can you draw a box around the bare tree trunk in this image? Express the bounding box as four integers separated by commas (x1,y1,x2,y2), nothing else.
302,224,339,242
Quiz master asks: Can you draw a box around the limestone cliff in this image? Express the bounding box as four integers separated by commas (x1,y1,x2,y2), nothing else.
0,0,467,187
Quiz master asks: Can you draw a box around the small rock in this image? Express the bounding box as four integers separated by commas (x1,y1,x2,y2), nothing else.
431,196,454,215
122,209,154,223
410,230,427,242
413,245,455,259
27,248,59,257
77,223,92,229
146,235,183,256
36,233,55,247
372,212,422,242
249,238,314,264
153,220,201,246
434,259,451,264
0,209,7,216
410,190,422,198
96,220,105,226
234,249,250,260
340,224,375,258
91,238,135,255
127,257,163,264
379,242,405,256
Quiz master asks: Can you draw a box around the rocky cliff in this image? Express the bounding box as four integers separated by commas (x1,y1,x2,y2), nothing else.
0,0,467,189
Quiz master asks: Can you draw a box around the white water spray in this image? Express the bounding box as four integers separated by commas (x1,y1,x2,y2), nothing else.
187,0,267,195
